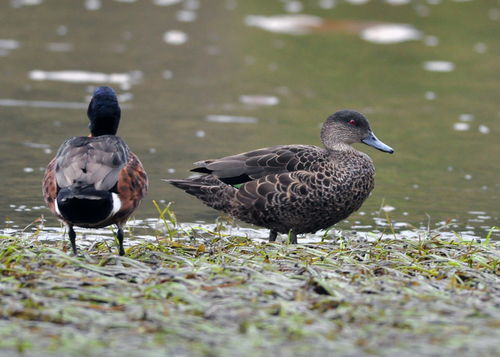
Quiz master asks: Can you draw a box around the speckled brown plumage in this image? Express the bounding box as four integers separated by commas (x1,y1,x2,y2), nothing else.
168,110,393,243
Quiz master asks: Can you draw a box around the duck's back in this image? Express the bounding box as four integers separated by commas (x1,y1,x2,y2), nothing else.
54,135,129,191
43,135,133,226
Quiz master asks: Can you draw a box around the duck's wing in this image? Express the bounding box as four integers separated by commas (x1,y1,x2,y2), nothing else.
114,151,148,223
53,136,129,191
191,145,327,185
42,157,59,214
235,171,312,211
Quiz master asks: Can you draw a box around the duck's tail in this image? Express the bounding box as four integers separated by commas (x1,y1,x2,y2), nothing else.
165,175,235,212
56,183,119,226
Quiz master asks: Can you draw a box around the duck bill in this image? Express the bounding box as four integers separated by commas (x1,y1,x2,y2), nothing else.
362,132,394,154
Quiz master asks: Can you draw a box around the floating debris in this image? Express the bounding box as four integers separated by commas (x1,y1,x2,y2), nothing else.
424,35,439,46
46,42,74,52
206,115,258,124
346,0,370,4
424,91,436,100
0,39,20,50
163,30,188,45
284,1,303,13
423,61,455,72
0,98,87,109
29,70,140,89
176,10,197,22
453,122,470,131
318,0,336,9
488,8,500,21
459,113,474,121
56,25,68,36
361,24,422,44
478,125,490,134
474,42,487,53
245,15,323,35
385,0,411,5
117,92,133,102
162,70,173,79
381,205,396,212
85,0,101,11
23,142,50,149
10,0,42,7
239,95,279,106
153,0,182,5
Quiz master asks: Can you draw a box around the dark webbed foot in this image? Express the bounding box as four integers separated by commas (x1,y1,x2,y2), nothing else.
269,230,278,242
117,226,125,256
68,226,77,255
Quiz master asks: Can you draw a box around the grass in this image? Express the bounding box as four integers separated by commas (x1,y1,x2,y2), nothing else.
0,210,498,357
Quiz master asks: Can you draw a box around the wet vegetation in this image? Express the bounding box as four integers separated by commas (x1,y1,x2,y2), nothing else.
1,208,498,357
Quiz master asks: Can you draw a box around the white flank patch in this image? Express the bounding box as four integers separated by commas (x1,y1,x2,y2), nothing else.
54,198,61,216
110,193,122,216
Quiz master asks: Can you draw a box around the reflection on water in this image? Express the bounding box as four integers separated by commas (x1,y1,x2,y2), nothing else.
0,98,87,109
163,30,189,45
422,60,455,72
206,114,258,124
0,0,498,240
29,70,141,89
46,42,74,52
239,95,279,106
360,24,421,44
245,14,323,34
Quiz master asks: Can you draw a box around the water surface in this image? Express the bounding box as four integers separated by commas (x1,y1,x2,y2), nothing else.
1,0,498,239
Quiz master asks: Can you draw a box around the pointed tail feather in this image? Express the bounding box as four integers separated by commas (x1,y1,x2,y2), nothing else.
165,176,235,212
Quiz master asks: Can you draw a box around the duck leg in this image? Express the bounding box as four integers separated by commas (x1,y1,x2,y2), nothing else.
289,231,298,244
268,230,278,242
68,225,77,255
116,226,125,256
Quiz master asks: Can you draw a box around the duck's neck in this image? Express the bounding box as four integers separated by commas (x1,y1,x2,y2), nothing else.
327,142,357,153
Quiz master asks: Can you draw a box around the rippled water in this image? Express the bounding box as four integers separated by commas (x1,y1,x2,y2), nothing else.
1,0,498,240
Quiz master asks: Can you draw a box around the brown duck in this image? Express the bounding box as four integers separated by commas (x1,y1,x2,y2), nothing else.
43,86,148,255
167,110,393,243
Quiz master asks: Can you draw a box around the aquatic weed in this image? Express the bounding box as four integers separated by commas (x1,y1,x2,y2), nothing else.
0,223,498,357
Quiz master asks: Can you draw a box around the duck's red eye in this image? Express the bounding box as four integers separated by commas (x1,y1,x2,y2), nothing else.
348,119,356,126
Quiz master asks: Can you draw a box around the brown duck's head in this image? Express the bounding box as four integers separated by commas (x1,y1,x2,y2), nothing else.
320,110,394,154
87,86,121,137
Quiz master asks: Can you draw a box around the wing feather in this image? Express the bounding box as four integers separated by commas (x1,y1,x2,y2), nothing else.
192,145,327,185
54,136,129,191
